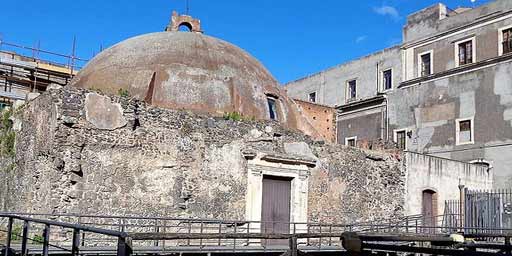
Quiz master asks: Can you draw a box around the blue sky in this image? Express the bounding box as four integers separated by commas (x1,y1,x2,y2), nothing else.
0,0,491,84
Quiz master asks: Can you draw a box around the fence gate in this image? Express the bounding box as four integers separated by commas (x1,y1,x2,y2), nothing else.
464,188,512,233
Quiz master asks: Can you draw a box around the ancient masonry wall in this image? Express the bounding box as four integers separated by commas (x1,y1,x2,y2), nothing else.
0,87,406,224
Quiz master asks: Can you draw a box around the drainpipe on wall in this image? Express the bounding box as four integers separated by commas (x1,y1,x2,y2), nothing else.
385,95,389,141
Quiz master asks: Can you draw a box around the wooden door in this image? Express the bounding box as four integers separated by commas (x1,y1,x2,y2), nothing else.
422,190,437,232
261,176,291,235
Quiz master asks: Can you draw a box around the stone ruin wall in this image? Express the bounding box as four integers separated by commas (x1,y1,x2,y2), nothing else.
0,87,406,224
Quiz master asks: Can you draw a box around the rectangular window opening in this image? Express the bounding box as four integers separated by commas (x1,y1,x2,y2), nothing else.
458,40,474,66
396,130,407,150
345,136,357,147
347,80,357,101
420,53,432,77
457,119,473,145
383,69,392,91
308,92,316,103
503,28,512,55
267,98,278,120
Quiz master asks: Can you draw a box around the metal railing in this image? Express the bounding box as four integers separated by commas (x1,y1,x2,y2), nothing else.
0,213,130,256
1,212,512,255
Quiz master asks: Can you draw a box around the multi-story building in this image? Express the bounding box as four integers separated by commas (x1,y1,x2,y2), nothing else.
285,0,512,188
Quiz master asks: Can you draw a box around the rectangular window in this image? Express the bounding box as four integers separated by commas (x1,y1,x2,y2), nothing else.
456,118,474,145
458,40,474,66
345,136,357,147
502,28,512,55
267,98,277,120
383,69,392,91
347,80,357,101
308,92,316,103
395,130,407,150
420,53,432,77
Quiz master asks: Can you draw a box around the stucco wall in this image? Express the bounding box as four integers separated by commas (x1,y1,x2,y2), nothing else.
404,152,492,216
410,18,512,77
285,46,401,108
337,105,385,145
388,59,512,188
0,87,406,224
403,0,512,44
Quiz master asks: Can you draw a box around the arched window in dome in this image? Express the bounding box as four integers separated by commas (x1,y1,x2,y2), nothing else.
267,97,278,120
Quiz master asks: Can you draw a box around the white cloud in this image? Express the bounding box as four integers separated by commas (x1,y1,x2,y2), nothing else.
373,5,400,20
355,36,367,43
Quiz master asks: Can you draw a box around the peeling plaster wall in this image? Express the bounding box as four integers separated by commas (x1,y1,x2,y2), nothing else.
388,60,512,188
285,46,402,107
404,152,492,216
2,87,406,224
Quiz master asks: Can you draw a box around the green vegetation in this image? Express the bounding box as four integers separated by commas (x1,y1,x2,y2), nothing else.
118,88,130,98
0,108,15,157
32,234,44,244
10,225,22,241
223,112,242,121
223,112,256,122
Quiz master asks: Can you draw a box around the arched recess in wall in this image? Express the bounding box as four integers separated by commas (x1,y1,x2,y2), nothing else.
422,189,438,232
178,22,193,32
469,159,493,169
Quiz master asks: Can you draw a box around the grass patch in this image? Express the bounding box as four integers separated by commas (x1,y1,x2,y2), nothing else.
223,112,255,122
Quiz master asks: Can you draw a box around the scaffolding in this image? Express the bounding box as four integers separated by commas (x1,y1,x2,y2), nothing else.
0,39,88,108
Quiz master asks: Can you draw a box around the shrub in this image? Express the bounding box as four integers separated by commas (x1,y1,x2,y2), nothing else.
118,88,130,98
223,112,242,121
0,108,15,157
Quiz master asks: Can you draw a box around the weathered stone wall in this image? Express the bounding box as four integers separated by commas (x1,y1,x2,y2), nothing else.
1,87,406,224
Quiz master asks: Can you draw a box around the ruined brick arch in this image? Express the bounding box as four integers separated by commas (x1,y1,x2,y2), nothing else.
166,11,202,33
178,22,193,32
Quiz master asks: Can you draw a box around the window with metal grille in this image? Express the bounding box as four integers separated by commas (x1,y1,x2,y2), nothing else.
396,130,406,150
308,92,316,103
383,69,392,91
347,80,357,101
420,53,432,76
458,40,473,66
458,119,472,144
503,28,512,54
267,98,277,120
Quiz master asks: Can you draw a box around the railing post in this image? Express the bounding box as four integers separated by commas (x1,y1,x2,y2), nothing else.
4,217,13,256
505,236,511,255
405,216,409,233
117,236,133,256
289,236,298,256
71,228,80,256
21,220,29,256
42,224,50,256
459,184,465,233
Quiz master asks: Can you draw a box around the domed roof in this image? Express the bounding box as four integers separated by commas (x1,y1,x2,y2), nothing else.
71,31,321,138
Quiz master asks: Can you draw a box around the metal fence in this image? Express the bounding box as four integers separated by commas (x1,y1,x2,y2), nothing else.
465,188,512,234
